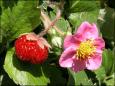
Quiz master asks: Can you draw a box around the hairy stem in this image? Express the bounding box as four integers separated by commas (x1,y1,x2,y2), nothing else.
41,11,64,36
38,9,62,37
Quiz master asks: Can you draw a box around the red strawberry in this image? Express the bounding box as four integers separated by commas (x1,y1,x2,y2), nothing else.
15,33,51,64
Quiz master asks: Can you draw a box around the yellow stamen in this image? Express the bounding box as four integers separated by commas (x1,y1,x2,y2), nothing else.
76,40,96,59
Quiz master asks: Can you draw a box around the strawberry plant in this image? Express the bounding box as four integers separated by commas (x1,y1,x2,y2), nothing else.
0,0,114,86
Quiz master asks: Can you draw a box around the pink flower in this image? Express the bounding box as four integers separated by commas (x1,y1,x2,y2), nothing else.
59,21,105,72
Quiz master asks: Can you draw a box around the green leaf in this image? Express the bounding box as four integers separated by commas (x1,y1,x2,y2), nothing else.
64,0,99,13
102,49,114,76
49,11,72,34
46,66,66,86
0,1,3,15
51,36,63,48
67,69,93,85
4,48,50,85
4,48,66,85
94,66,106,85
69,10,99,30
98,7,114,40
0,69,16,85
1,0,18,9
20,1,41,29
48,11,72,48
0,29,2,43
1,1,40,42
104,74,115,86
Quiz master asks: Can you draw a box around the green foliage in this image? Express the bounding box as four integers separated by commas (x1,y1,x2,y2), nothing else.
68,69,93,85
4,48,50,85
66,0,100,32
0,69,16,85
4,48,66,85
0,1,2,15
102,49,114,76
0,0,114,85
94,49,115,85
48,11,72,48
98,7,114,41
104,74,115,86
1,1,40,42
1,0,18,9
64,0,100,13
49,11,72,35
94,67,106,85
69,10,99,30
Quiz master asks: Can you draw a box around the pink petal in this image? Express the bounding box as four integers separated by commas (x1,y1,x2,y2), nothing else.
59,46,76,67
94,37,105,50
64,34,82,49
96,48,103,54
71,59,86,72
86,54,102,70
76,21,99,40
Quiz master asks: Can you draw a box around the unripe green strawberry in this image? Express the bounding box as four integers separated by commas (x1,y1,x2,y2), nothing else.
15,33,50,64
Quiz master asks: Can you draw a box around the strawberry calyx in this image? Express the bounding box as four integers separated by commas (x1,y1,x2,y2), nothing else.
26,33,51,49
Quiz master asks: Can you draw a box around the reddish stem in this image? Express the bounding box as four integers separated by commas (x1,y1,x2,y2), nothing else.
38,9,61,37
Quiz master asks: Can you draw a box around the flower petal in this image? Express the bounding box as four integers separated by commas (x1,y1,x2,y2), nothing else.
59,46,76,67
64,34,82,49
71,59,86,72
94,37,105,50
76,21,99,40
86,54,102,70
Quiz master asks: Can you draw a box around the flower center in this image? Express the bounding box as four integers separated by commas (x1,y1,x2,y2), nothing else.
76,40,96,59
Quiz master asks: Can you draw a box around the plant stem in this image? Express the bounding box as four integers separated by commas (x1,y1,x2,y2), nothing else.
38,8,64,37
41,11,64,36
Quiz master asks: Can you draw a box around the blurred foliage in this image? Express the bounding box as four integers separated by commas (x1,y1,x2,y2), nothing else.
102,49,114,76
68,69,93,86
0,0,114,86
98,7,114,41
64,0,100,13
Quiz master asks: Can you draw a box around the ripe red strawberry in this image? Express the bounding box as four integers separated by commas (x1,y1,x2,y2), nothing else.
15,33,51,64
